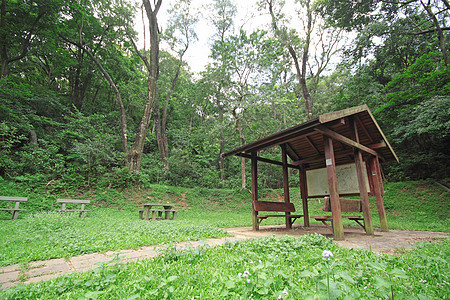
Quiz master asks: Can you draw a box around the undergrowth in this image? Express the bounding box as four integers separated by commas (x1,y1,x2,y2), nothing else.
1,235,448,299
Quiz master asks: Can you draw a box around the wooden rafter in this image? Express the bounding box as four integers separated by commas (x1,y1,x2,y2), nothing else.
305,136,320,154
355,115,374,144
236,153,299,169
314,126,378,157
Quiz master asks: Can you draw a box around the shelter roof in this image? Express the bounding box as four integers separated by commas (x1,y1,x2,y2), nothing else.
223,105,398,170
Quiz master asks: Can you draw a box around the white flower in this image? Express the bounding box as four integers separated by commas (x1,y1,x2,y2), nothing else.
247,279,250,283
259,260,262,264
322,250,333,259
278,295,282,299
238,273,242,278
282,288,288,295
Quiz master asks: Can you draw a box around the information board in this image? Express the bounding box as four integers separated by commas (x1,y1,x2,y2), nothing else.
306,163,370,196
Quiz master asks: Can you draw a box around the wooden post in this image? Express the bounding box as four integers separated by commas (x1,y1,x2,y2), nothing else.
299,165,310,227
323,135,344,240
251,152,259,231
281,144,291,229
369,156,388,231
350,117,374,235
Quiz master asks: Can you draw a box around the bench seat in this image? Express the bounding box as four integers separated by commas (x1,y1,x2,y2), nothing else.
0,196,28,220
311,215,365,231
253,201,303,230
57,199,90,217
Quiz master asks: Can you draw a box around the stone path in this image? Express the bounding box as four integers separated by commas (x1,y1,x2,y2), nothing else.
1,225,448,290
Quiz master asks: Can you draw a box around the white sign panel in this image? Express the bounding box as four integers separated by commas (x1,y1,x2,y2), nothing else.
306,163,370,196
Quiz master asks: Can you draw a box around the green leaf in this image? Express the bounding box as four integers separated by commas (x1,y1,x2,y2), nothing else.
225,280,235,289
337,271,356,284
368,261,387,271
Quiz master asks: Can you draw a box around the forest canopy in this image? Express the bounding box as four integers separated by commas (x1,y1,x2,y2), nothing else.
0,0,449,190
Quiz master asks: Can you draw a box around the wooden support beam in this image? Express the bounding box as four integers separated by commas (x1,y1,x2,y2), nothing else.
323,135,344,240
368,141,386,149
281,144,291,229
245,130,317,154
375,158,385,195
251,152,259,231
293,149,354,165
299,165,310,227
286,143,300,161
350,117,374,235
355,115,374,144
314,126,378,157
236,153,299,169
305,136,320,154
369,156,388,231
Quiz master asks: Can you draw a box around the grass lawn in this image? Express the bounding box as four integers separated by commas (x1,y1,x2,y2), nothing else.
0,180,449,298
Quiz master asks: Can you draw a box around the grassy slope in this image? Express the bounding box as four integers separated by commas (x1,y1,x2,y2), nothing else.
1,179,448,230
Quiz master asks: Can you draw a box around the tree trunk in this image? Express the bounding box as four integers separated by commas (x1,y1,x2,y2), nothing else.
420,0,448,66
300,0,313,119
59,35,129,158
235,112,246,189
128,0,162,172
218,100,226,181
0,0,45,78
267,0,314,119
156,52,185,172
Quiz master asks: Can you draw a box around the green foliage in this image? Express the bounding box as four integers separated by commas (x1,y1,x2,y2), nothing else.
1,235,448,299
378,53,450,180
0,210,228,267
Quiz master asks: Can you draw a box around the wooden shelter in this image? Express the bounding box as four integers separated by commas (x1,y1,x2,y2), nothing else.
222,105,398,240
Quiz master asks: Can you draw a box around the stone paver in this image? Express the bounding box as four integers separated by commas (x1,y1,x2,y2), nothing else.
1,225,448,290
28,258,70,277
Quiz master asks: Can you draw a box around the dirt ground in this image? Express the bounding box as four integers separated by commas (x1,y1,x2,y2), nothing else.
224,224,450,255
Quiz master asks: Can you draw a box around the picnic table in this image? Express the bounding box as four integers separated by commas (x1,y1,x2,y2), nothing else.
139,203,177,220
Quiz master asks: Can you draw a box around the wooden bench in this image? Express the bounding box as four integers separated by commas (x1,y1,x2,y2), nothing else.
57,199,90,217
254,201,303,228
311,197,364,232
0,196,27,220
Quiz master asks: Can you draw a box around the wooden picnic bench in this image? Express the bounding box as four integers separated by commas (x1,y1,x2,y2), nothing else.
253,200,303,228
0,196,27,220
139,203,178,221
57,199,90,217
311,197,365,232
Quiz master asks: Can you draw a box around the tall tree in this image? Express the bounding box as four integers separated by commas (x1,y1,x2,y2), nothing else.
154,0,198,172
0,0,59,78
207,0,237,181
127,0,162,171
262,0,341,119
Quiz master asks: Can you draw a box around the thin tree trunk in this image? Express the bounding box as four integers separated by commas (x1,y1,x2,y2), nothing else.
420,0,448,65
59,35,129,157
233,109,246,189
218,101,226,181
0,0,45,78
157,48,187,172
267,0,314,119
128,0,162,172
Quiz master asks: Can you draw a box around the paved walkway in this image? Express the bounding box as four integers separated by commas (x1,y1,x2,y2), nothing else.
1,225,448,290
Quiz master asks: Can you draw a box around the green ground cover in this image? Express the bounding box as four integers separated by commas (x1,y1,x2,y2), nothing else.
1,235,448,299
0,180,448,268
0,179,448,298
